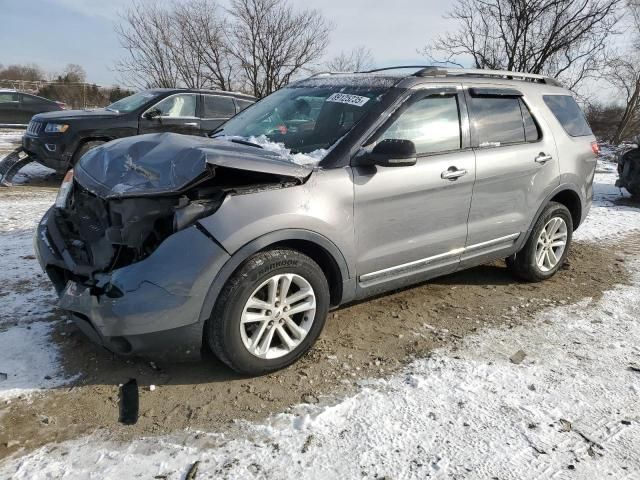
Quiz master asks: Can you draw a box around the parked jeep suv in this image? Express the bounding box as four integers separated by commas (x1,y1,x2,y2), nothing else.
23,88,255,172
34,67,597,375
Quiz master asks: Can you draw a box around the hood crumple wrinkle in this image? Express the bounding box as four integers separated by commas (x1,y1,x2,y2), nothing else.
74,133,313,199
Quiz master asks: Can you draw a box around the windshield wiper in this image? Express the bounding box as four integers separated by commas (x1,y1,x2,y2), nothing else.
209,127,224,137
105,107,118,113
230,138,264,149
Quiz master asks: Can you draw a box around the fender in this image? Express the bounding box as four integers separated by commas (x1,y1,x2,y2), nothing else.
514,183,584,252
196,228,355,327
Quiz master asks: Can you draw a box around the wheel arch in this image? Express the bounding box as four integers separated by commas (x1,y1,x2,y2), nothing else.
71,137,113,163
515,185,584,253
549,189,582,230
198,229,353,330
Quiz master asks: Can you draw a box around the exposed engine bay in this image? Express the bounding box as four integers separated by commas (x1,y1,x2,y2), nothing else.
45,133,312,288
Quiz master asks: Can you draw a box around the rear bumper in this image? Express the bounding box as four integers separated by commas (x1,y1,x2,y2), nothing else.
35,207,231,360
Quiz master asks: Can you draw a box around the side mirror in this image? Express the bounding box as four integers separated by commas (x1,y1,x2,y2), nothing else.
143,108,162,120
357,139,417,167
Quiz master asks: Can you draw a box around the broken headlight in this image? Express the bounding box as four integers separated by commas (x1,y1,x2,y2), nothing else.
173,198,224,231
55,169,74,209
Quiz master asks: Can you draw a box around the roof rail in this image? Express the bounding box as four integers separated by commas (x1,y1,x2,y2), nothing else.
308,71,353,78
414,66,562,87
359,65,432,74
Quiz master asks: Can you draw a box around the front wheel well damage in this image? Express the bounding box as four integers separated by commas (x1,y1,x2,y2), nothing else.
550,189,582,230
269,240,343,307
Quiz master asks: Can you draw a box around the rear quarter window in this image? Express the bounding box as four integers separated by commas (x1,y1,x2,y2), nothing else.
543,95,592,137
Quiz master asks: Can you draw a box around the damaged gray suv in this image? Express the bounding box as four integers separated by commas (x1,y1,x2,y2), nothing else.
35,67,598,375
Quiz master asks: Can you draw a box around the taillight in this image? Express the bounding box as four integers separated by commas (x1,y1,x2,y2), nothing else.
55,169,74,209
591,141,600,156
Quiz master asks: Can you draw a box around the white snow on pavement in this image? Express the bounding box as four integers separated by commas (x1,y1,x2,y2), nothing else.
0,189,67,401
0,129,23,150
0,323,71,401
574,171,640,243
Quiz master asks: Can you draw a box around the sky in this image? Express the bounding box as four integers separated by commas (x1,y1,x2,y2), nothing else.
0,0,455,87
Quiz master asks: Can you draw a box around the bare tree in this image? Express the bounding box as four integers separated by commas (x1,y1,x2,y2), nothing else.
425,0,622,90
171,0,238,90
0,63,43,82
114,1,181,89
228,0,332,98
325,46,374,72
603,1,640,143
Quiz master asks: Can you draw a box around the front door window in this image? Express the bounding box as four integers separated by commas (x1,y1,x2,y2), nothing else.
152,94,197,118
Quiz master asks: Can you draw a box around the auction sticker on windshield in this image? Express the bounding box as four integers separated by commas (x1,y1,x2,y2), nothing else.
326,93,370,107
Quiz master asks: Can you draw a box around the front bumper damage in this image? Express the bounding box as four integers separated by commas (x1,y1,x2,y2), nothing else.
34,133,311,360
35,206,230,360
23,134,76,172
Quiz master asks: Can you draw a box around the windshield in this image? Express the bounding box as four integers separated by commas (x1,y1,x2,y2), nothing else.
106,91,160,113
213,80,394,163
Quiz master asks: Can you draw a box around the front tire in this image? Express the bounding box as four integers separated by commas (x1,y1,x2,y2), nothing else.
507,202,573,282
207,249,330,375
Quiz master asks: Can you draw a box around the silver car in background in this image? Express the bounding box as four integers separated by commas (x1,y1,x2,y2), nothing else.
34,66,597,375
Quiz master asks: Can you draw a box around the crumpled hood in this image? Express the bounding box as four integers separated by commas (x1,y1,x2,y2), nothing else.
74,133,313,199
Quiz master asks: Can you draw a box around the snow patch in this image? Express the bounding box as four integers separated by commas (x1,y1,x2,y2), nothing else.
219,135,328,166
0,129,23,150
0,190,69,401
574,170,640,242
0,323,71,401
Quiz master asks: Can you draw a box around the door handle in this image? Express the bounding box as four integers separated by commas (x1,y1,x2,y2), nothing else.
184,122,198,127
441,167,468,181
535,153,553,164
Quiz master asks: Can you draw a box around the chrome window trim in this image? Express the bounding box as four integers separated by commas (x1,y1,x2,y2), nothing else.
359,233,521,283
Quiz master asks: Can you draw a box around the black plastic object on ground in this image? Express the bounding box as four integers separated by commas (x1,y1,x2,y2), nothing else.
0,147,32,186
119,378,139,425
617,147,640,197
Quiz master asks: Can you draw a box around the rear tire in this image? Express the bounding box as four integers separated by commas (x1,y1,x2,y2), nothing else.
207,249,330,375
507,202,573,282
73,140,105,166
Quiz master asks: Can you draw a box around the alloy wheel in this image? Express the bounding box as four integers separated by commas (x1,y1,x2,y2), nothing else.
240,273,316,359
535,217,568,272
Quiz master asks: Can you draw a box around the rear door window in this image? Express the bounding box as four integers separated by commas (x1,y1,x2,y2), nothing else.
379,95,461,155
543,95,592,137
469,96,525,147
203,95,236,118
